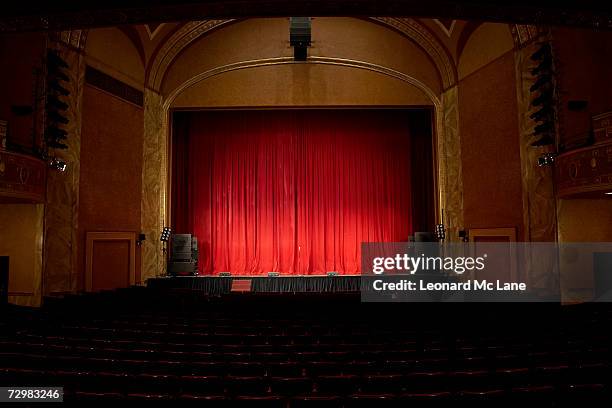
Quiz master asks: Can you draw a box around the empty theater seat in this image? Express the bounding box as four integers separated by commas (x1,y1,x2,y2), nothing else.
0,288,610,404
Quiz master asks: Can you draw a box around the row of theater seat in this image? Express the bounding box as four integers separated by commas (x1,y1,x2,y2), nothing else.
1,366,608,406
1,288,611,404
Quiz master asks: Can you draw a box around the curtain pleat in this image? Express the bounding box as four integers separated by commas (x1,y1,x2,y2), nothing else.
172,110,416,275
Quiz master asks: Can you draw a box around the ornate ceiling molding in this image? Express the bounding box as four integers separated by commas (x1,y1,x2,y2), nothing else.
148,17,456,93
511,24,545,48
163,56,442,111
434,19,456,37
370,17,456,89
56,30,88,51
145,23,166,40
146,19,234,91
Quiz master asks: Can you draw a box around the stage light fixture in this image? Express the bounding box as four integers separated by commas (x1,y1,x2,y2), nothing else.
537,152,557,167
48,157,67,172
327,271,339,276
219,272,232,277
160,227,172,242
434,224,446,241
268,272,280,277
605,192,612,195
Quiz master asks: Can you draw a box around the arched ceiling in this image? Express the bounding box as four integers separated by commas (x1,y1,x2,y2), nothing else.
77,17,539,96
103,17,517,93
120,18,481,92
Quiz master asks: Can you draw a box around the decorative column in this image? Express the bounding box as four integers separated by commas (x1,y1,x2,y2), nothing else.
141,89,169,282
439,86,464,240
43,34,86,295
514,33,558,290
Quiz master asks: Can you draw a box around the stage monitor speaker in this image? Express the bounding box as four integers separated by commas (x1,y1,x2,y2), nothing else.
171,234,191,259
0,256,8,306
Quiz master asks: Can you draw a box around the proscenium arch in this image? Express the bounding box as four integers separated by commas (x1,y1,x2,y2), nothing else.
163,57,442,110
146,17,458,92
162,56,445,225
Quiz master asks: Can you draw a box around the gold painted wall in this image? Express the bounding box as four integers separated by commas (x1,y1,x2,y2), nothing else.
439,86,464,238
141,89,167,282
172,64,434,108
85,27,145,90
79,85,144,288
558,199,612,243
161,18,443,98
0,204,43,306
557,199,612,302
458,23,514,80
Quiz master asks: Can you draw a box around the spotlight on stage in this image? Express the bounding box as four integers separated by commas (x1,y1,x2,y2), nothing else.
49,157,67,172
160,227,172,242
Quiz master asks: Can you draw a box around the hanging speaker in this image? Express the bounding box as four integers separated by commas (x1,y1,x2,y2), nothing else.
290,17,311,61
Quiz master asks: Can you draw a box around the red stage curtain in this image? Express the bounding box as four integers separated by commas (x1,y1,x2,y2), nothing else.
172,110,416,275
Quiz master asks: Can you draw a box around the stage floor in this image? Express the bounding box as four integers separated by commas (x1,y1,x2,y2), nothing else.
147,275,362,295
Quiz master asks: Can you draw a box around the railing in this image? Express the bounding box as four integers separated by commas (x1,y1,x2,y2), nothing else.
556,111,612,198
0,150,46,203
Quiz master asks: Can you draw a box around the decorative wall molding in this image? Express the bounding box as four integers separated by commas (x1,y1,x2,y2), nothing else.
85,66,144,106
145,23,166,40
0,151,46,202
163,56,442,110
85,232,136,291
433,19,456,37
141,89,168,282
147,19,235,91
57,30,88,51
369,17,456,89
556,143,612,198
147,18,455,93
511,25,544,48
439,86,464,238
